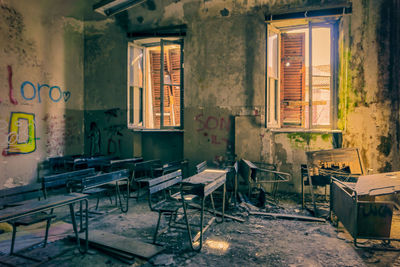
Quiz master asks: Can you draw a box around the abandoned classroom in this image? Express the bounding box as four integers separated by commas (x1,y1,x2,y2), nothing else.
0,0,400,266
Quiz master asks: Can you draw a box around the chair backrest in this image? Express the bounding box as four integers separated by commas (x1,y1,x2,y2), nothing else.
81,169,130,191
132,159,162,179
196,161,207,174
73,155,117,170
107,157,144,171
42,168,96,196
148,170,182,195
306,148,363,183
47,155,79,172
238,159,257,181
162,159,188,175
0,183,43,208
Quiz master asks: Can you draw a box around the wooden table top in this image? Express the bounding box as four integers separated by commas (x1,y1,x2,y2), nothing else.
0,193,87,222
355,171,400,196
182,169,227,197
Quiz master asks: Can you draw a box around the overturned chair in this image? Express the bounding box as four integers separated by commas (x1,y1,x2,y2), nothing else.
239,159,291,205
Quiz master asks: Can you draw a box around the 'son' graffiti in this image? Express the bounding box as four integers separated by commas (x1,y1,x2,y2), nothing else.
2,112,36,155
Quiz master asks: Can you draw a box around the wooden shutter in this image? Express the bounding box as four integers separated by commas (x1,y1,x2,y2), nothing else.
150,51,162,128
149,47,181,127
280,32,306,127
168,48,181,126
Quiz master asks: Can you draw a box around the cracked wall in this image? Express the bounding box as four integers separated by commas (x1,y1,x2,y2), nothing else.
86,0,399,191
1,0,399,193
0,0,86,188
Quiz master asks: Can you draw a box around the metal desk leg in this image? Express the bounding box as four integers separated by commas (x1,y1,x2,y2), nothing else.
234,173,238,205
79,201,83,232
180,188,194,250
222,183,226,223
69,199,88,254
180,187,205,251
116,179,129,213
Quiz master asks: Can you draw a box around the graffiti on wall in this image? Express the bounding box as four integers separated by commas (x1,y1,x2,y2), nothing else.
1,65,72,105
20,81,71,103
104,124,124,155
8,65,18,105
1,112,37,156
88,122,101,156
194,113,234,163
194,113,231,146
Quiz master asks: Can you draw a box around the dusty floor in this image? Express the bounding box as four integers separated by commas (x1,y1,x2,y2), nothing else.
1,193,400,267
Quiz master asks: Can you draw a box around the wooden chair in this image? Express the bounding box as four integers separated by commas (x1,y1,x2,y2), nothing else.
42,168,96,198
131,159,162,201
67,169,130,212
145,170,183,244
196,161,207,173
0,184,56,255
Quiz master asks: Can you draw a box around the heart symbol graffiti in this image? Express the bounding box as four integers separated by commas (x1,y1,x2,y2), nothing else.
63,91,71,102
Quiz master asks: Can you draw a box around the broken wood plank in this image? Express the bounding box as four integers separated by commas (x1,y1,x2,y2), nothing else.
88,242,136,264
74,230,164,259
243,202,260,211
249,211,326,222
193,216,215,243
187,203,245,222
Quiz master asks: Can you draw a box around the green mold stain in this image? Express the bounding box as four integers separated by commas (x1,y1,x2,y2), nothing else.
287,133,331,149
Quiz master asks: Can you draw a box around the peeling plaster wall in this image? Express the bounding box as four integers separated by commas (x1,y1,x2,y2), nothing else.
0,0,85,188
3,0,396,192
338,0,400,174
105,0,398,191
83,19,135,159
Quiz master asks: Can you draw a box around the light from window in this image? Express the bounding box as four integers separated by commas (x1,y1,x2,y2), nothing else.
128,39,183,129
266,21,335,129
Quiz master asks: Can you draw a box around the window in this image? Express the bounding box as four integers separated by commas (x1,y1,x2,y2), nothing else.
128,38,183,129
266,19,338,129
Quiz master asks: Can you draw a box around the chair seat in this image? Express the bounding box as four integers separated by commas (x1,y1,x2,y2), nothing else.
135,177,153,183
153,200,181,213
11,213,56,226
83,187,108,195
170,192,197,201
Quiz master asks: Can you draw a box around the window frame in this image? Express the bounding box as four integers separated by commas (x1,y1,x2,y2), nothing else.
265,19,339,130
127,38,184,131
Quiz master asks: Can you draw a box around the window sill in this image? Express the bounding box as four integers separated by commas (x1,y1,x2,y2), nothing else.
268,128,342,134
129,128,184,133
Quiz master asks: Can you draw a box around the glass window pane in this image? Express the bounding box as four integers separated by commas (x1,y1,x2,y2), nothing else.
268,33,278,79
129,86,134,125
311,27,331,126
133,86,143,125
132,47,143,88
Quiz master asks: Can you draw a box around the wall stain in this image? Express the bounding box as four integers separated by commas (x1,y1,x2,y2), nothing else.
220,8,229,16
0,4,39,66
378,161,392,173
377,134,392,157
287,133,317,147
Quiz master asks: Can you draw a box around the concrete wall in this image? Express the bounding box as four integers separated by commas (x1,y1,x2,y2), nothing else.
112,0,399,192
1,0,399,194
338,0,400,174
83,19,135,159
0,0,85,188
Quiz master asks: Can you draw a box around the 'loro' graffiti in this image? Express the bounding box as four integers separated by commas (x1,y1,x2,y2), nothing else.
2,112,37,156
20,81,71,103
